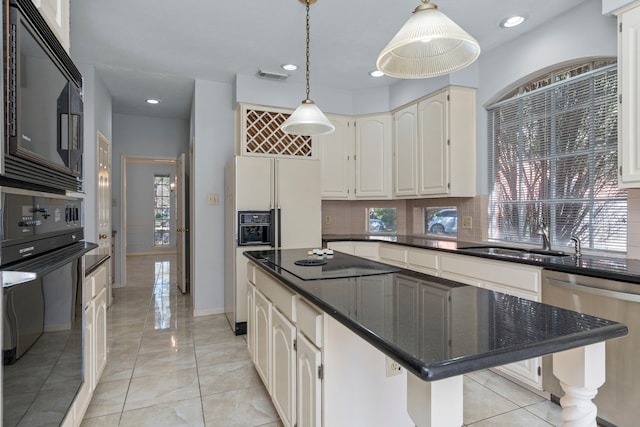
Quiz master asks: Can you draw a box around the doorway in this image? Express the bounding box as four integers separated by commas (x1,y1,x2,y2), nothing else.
120,155,188,292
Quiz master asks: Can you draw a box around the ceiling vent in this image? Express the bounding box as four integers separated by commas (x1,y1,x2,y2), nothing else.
257,69,289,81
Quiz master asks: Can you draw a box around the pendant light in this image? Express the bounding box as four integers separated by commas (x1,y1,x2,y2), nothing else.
281,0,335,136
376,0,480,79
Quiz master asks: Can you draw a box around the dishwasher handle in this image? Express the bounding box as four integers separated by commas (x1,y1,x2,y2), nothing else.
545,277,640,303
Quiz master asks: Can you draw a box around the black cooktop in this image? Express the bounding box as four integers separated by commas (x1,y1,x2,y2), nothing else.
250,248,399,281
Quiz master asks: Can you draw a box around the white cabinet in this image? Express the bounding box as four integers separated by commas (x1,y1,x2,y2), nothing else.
248,263,324,427
378,243,407,267
327,241,380,260
393,104,419,197
418,87,476,197
254,288,272,388
272,309,297,427
296,332,322,427
317,115,355,199
355,114,393,199
31,0,70,51
617,3,640,187
93,287,108,383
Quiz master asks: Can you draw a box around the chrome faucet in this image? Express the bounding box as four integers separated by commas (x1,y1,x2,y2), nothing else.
570,235,582,257
536,223,551,251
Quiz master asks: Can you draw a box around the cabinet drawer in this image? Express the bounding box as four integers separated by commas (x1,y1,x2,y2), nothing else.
247,262,256,285
255,268,296,321
353,242,379,259
407,249,438,274
93,265,107,293
84,275,94,307
379,244,406,265
296,299,323,348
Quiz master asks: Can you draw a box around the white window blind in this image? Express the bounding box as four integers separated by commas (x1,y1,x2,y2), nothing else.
487,64,625,252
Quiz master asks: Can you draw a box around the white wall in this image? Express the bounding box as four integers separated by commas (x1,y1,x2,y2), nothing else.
111,114,189,283
77,63,112,244
191,79,234,316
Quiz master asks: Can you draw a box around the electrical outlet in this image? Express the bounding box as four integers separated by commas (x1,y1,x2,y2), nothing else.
207,194,219,205
462,216,472,229
325,215,332,225
385,356,403,377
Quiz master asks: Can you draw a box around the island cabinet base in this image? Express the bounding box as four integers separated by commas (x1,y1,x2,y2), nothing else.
323,317,414,426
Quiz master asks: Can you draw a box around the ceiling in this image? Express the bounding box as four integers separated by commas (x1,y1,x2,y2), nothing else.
69,0,591,120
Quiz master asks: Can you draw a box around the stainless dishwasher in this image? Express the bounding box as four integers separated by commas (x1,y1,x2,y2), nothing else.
542,270,640,427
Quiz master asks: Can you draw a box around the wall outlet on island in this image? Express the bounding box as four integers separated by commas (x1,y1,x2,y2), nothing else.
462,216,472,229
386,356,403,377
325,215,332,225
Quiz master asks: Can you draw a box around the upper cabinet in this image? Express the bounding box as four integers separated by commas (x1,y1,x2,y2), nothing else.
393,104,419,197
317,115,355,199
392,86,476,198
355,114,393,199
31,0,70,52
617,3,640,187
318,113,392,200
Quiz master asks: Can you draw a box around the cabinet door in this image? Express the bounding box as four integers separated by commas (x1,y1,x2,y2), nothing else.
84,302,95,392
94,287,108,383
254,289,272,388
418,91,449,195
296,332,322,427
247,282,255,358
355,114,392,198
272,309,297,427
317,115,354,199
618,5,640,187
393,104,419,197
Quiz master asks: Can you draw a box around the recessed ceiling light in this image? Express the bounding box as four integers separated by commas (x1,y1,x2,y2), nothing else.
281,64,298,71
146,98,161,105
369,70,384,78
500,15,526,28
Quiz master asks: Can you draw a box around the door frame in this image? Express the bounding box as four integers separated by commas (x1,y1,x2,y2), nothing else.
120,155,179,286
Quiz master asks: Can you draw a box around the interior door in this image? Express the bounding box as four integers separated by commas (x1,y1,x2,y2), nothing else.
176,153,187,293
97,132,112,302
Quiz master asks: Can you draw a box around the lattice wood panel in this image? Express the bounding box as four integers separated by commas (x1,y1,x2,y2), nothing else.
244,109,312,157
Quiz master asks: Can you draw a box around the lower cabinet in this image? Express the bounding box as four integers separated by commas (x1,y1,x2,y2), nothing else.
248,263,324,427
66,261,109,426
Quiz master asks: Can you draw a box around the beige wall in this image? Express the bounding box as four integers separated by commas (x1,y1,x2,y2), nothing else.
323,190,640,259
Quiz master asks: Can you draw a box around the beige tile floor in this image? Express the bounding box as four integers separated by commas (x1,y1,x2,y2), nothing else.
81,254,563,427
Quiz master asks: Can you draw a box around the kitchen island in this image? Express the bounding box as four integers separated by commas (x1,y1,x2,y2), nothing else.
244,248,628,427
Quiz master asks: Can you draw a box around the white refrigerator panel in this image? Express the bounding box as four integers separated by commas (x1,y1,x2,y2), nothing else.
276,158,321,249
235,156,274,211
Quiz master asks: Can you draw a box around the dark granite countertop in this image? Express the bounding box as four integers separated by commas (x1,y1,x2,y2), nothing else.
244,248,628,382
323,234,640,286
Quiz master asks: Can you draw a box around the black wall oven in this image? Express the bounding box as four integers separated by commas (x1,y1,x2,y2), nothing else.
2,0,83,193
1,188,96,426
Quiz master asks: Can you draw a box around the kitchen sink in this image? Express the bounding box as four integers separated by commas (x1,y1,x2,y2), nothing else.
460,246,570,260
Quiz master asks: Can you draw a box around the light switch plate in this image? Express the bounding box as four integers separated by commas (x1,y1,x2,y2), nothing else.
462,216,472,229
207,194,219,205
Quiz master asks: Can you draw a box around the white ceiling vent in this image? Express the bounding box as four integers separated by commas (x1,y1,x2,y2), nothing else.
257,69,289,81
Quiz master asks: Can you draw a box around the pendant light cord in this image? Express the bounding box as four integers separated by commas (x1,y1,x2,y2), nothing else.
305,1,311,101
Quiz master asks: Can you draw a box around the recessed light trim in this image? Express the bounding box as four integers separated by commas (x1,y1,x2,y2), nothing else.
369,70,384,78
146,98,161,105
281,64,298,71
500,15,526,28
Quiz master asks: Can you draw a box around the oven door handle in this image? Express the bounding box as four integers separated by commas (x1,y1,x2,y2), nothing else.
1,271,37,288
2,241,98,288
545,277,640,303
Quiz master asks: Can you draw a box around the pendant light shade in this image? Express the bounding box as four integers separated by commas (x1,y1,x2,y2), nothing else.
281,0,335,136
376,0,480,79
281,99,335,136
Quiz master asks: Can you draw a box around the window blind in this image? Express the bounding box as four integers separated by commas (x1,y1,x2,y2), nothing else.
487,64,625,252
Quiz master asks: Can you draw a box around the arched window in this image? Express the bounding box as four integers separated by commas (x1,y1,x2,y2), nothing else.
486,59,625,252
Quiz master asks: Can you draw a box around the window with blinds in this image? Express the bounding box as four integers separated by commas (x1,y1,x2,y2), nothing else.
487,62,625,252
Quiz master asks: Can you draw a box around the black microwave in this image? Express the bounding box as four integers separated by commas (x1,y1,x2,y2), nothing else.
3,0,83,193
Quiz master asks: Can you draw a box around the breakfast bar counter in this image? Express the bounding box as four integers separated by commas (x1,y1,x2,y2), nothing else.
244,248,628,427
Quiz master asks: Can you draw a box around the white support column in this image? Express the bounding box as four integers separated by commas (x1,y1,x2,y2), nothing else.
407,373,463,427
552,343,606,427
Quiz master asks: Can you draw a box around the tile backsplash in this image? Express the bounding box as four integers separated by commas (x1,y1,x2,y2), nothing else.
323,191,640,259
